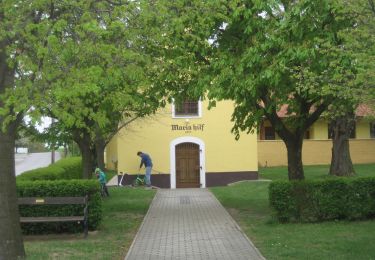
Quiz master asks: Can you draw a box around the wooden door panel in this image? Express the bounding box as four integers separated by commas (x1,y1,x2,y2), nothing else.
187,158,199,182
176,143,200,188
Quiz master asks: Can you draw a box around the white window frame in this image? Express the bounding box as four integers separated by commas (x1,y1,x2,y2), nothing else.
172,98,202,118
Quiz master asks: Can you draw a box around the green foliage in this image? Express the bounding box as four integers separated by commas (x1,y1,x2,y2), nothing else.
145,0,220,101
341,0,375,107
23,0,164,176
38,0,160,139
153,0,363,133
346,178,375,219
267,181,296,222
15,123,50,152
269,178,375,222
209,0,358,136
17,157,82,181
17,180,102,234
3,0,163,179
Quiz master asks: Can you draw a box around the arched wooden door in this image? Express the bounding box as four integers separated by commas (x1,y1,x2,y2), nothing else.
175,142,200,188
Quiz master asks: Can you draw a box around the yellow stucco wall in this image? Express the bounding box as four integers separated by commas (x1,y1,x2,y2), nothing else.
310,120,328,139
115,100,258,175
309,119,372,140
107,104,374,171
356,119,370,139
258,139,375,167
105,135,118,170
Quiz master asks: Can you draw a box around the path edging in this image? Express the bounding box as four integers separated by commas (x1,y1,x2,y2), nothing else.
124,189,159,260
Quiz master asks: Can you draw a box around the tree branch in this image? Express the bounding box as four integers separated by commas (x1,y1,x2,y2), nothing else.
369,0,375,15
103,0,128,6
305,101,329,129
104,116,139,146
194,51,210,65
260,92,293,141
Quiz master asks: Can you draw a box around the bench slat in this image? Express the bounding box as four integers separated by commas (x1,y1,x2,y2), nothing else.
20,216,85,223
18,197,87,205
18,196,89,238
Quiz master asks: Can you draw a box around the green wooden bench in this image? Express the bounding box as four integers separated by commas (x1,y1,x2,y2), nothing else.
18,195,89,238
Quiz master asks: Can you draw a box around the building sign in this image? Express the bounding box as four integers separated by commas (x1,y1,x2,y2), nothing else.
171,123,205,133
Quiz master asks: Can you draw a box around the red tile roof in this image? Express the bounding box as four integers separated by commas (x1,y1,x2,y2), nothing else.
274,104,374,117
355,104,374,117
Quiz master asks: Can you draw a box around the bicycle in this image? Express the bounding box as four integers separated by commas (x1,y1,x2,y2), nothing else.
132,173,145,187
131,168,164,188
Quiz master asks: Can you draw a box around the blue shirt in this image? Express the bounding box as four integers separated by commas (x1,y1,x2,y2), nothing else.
140,153,153,168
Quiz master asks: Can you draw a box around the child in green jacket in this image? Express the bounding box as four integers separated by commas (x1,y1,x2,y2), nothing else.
95,168,109,197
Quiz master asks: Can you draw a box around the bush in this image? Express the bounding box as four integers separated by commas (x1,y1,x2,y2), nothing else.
17,180,102,234
269,177,375,223
17,157,82,181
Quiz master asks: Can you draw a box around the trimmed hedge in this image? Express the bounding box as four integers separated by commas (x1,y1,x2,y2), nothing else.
17,157,82,181
269,177,375,223
17,180,102,234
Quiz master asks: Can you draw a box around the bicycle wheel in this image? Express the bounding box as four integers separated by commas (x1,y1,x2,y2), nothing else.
133,177,142,187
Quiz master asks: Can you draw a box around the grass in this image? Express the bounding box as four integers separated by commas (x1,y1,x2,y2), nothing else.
23,164,375,259
105,170,117,182
24,187,156,260
259,163,375,181
210,164,375,260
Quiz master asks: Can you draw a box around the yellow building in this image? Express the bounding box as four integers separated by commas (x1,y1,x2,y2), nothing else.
258,106,375,167
106,101,375,188
106,100,258,188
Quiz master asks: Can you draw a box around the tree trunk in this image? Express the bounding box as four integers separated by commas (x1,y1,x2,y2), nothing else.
329,115,356,176
51,150,55,164
0,36,25,258
285,136,305,180
262,94,328,181
81,145,94,179
74,132,95,179
95,138,106,171
63,144,68,158
0,128,26,259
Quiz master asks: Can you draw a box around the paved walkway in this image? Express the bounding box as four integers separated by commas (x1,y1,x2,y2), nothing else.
107,174,119,186
125,188,264,260
15,152,61,176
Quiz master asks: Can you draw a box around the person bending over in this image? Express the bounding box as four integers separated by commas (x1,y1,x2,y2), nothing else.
137,151,153,188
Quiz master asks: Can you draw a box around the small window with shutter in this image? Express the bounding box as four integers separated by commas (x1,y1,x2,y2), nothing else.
173,99,201,118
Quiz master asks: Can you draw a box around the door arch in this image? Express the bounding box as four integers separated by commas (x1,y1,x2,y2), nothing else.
170,137,205,189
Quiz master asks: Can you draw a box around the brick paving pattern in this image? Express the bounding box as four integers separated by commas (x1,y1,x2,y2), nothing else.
125,188,265,260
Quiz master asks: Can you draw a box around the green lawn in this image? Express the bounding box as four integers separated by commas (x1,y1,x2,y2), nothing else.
259,163,375,181
24,187,156,260
105,170,117,182
23,164,375,259
211,164,375,260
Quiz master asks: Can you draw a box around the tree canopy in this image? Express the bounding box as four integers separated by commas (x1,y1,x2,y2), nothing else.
1,0,162,257
1,0,57,257
151,0,367,180
28,0,161,178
